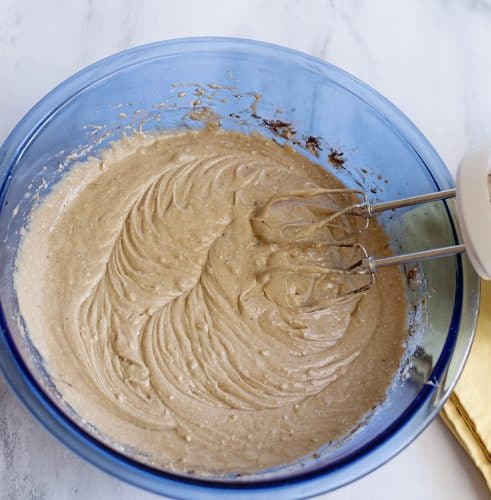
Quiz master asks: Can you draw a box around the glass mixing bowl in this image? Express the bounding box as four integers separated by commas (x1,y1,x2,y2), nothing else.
0,38,480,499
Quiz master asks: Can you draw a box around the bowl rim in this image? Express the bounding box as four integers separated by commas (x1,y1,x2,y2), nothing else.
0,36,480,498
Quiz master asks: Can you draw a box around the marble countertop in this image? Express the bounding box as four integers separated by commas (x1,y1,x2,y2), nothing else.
0,0,490,498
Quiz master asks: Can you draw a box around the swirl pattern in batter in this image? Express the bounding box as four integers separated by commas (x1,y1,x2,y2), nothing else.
15,126,407,474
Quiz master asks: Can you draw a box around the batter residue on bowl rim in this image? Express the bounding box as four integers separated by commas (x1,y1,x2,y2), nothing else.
15,125,407,474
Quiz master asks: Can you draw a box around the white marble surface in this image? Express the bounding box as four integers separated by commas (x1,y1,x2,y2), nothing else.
0,0,490,498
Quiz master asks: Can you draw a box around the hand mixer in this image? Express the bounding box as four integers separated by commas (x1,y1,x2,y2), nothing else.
350,147,491,282
258,147,491,297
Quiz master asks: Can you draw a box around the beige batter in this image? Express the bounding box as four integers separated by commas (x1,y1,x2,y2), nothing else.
15,126,407,475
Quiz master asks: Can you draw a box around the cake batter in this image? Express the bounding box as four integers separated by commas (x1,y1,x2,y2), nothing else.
15,126,407,474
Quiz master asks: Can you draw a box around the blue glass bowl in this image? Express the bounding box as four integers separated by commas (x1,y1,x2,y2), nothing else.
0,38,480,498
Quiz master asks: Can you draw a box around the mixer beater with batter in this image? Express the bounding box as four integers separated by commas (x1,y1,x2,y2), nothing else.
257,146,491,300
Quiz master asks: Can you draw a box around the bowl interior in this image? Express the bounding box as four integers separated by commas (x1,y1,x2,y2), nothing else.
0,39,479,493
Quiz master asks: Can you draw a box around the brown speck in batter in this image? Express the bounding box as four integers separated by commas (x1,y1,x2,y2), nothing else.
262,119,296,140
305,136,322,157
328,148,345,167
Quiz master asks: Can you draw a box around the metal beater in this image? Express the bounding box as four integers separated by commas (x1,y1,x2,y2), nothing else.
258,147,491,296
351,147,491,282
